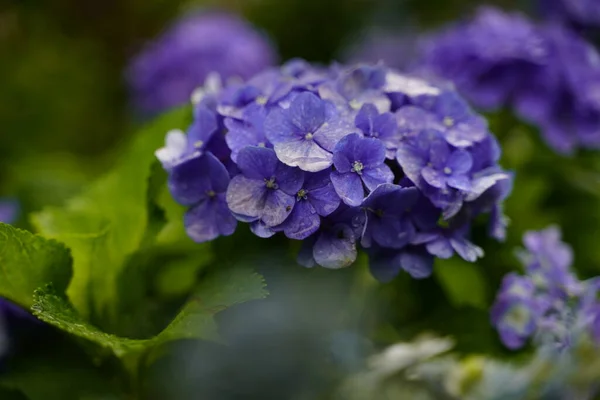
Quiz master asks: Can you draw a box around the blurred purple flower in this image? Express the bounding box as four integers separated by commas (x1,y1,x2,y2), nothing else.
0,199,19,224
539,0,600,30
418,6,600,154
127,10,276,116
491,227,600,350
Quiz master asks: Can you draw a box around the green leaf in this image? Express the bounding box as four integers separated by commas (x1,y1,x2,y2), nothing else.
31,268,268,359
435,258,489,309
31,107,192,322
0,223,72,308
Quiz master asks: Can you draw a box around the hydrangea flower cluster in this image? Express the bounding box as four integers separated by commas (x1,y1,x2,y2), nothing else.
491,227,600,350
157,60,512,280
418,6,600,154
127,9,276,116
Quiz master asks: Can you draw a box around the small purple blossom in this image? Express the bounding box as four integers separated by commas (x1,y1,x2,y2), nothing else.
491,227,600,350
226,146,303,227
168,152,237,242
127,10,276,116
354,104,399,158
158,60,511,275
330,133,394,206
224,104,270,162
274,170,340,240
265,92,355,172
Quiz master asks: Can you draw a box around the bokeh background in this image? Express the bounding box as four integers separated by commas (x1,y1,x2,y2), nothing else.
2,0,600,398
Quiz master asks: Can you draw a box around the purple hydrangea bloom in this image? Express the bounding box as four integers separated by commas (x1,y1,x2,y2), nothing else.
127,10,276,116
417,6,600,153
158,60,511,277
330,133,394,206
0,199,19,224
491,227,600,350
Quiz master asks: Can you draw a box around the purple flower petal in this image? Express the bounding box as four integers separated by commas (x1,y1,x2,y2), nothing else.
187,106,218,151
305,173,341,216
226,175,268,219
330,171,364,207
313,224,357,269
273,162,304,195
185,194,237,242
450,237,484,262
287,92,327,133
361,165,394,192
168,152,230,206
447,175,472,191
262,189,295,226
273,138,334,172
425,238,454,259
279,200,321,240
447,150,473,174
421,166,447,189
250,220,276,238
236,146,279,180
399,250,434,279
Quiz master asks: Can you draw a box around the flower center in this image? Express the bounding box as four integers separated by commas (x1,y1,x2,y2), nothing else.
296,189,309,201
257,142,266,147
443,116,454,127
305,133,314,140
255,96,267,106
206,190,216,198
194,140,204,149
264,177,278,190
352,161,364,175
349,99,361,110
443,167,452,175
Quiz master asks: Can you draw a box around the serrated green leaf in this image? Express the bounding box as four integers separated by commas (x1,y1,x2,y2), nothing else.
0,223,72,308
31,107,192,322
31,268,268,359
435,258,489,309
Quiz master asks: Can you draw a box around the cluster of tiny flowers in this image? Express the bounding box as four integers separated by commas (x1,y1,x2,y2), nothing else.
127,9,276,116
491,226,600,350
418,6,600,154
157,60,512,280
